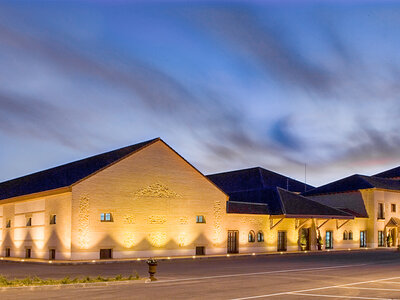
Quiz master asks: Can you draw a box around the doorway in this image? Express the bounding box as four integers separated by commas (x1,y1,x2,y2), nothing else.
227,230,239,254
300,228,310,251
325,231,333,249
278,231,287,251
360,231,367,248
100,249,112,259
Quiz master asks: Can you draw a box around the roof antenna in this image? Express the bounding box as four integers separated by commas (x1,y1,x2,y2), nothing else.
304,163,307,192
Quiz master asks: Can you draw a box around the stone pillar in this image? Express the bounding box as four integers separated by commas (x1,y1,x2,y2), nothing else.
310,219,317,251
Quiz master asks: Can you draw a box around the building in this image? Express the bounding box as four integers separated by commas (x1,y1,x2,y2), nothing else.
304,174,400,248
0,138,398,260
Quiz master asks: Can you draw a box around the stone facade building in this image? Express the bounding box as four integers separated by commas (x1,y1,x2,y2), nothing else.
0,138,398,260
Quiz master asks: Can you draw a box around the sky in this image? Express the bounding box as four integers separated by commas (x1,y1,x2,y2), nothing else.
1,0,400,187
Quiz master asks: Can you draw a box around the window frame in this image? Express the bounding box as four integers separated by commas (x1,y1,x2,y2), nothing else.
248,230,255,243
349,231,353,240
50,214,56,225
100,213,113,222
196,215,206,224
257,231,264,242
378,231,385,247
343,230,348,240
392,204,396,213
378,203,385,220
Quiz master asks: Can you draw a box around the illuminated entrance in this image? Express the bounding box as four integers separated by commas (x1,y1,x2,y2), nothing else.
227,230,239,254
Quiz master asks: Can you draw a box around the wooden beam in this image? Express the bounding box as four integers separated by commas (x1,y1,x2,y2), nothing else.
295,218,310,230
336,219,350,230
317,219,330,230
270,218,284,230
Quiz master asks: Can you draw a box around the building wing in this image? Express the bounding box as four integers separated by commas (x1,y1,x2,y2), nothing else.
0,138,159,200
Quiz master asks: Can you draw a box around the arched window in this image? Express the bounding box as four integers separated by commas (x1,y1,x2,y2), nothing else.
349,231,353,240
248,231,255,243
257,231,264,242
343,230,348,240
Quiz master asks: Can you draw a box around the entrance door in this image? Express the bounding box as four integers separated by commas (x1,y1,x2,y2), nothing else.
360,231,367,248
278,231,287,251
300,228,310,250
227,231,239,254
325,231,333,249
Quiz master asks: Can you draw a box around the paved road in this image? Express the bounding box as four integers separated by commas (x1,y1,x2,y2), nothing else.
1,249,400,299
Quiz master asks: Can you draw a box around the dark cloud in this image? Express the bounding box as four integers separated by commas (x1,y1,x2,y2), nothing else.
0,92,101,149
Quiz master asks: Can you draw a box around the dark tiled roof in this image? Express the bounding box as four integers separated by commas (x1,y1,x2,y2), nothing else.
374,166,400,179
277,188,352,218
207,167,314,194
218,185,351,218
302,174,400,196
0,138,159,200
227,188,282,214
226,201,269,215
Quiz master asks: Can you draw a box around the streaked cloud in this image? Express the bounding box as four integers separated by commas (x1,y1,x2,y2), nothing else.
1,1,400,186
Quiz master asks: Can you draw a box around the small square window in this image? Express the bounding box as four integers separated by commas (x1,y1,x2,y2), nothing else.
50,215,56,225
196,215,205,223
101,213,113,222
392,204,396,213
26,217,32,227
6,220,11,228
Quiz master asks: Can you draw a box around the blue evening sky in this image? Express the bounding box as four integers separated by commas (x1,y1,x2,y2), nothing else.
1,0,400,186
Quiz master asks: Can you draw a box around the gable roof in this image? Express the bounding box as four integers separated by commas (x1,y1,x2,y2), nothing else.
0,138,159,201
277,188,352,218
303,174,400,197
374,166,400,179
220,186,351,218
207,167,314,194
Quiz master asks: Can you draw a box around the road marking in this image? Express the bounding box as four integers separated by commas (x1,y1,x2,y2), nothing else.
288,292,391,299
340,286,400,291
229,276,400,299
154,263,367,284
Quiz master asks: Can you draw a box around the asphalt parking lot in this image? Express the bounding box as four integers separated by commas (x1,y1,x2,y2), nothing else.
1,249,400,299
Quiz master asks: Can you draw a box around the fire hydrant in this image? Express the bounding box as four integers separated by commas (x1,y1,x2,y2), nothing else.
146,258,158,281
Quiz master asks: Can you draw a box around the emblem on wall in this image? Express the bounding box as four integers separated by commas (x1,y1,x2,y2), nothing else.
133,183,181,198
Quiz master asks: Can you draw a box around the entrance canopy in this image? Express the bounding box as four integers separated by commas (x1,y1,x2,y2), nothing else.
386,217,400,228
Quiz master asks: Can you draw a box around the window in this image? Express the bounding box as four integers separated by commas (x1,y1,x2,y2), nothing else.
392,204,396,213
248,231,255,243
360,231,367,248
378,203,385,219
50,215,56,225
99,249,112,259
25,248,31,259
26,217,32,227
5,248,10,257
196,215,205,223
257,231,264,242
349,231,353,240
378,231,385,247
100,213,113,222
343,231,348,240
5,220,11,228
325,231,333,249
49,249,56,260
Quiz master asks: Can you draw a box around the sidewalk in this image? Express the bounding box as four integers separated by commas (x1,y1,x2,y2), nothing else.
0,247,396,265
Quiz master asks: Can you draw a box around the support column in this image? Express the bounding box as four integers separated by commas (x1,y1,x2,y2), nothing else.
310,219,317,251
